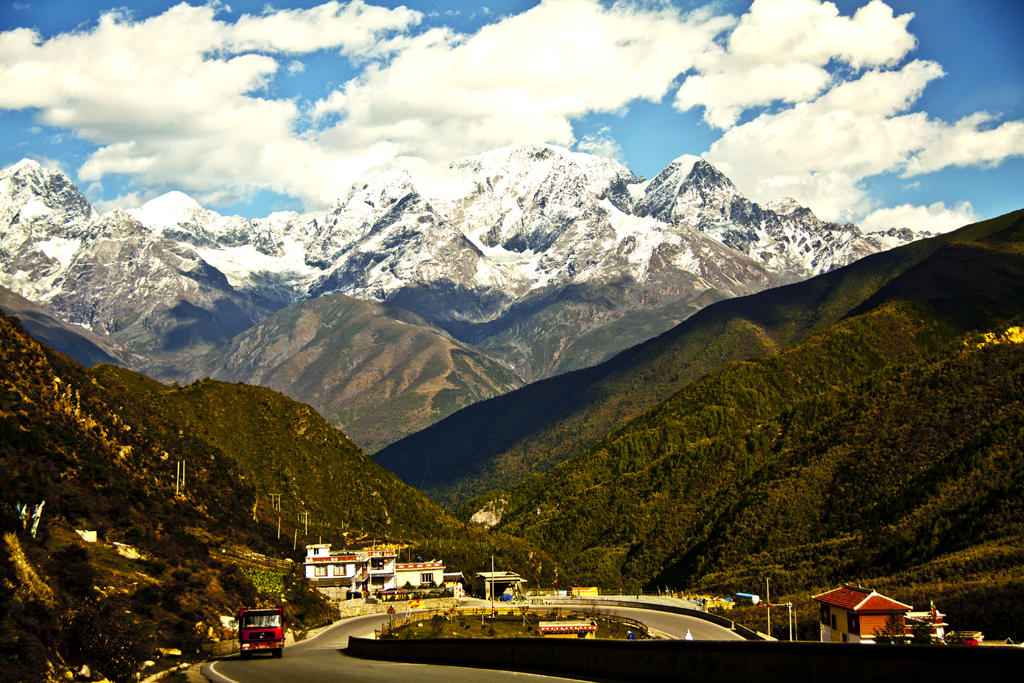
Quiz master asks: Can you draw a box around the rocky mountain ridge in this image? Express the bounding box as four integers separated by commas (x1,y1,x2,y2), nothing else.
0,146,928,449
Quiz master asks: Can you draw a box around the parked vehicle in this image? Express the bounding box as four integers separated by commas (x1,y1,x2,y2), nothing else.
237,607,284,659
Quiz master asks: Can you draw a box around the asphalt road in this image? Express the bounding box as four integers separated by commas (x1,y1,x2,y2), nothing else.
203,603,742,682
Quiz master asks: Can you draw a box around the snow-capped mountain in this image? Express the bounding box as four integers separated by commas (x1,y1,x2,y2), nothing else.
1,160,275,358
0,147,929,447
633,155,892,278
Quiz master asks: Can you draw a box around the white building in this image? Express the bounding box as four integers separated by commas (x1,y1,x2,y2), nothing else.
304,544,397,595
395,560,445,588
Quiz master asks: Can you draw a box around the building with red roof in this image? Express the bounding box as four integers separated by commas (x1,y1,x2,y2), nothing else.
812,585,912,643
395,560,445,588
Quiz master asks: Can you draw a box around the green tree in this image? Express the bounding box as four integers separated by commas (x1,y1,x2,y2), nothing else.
873,613,907,645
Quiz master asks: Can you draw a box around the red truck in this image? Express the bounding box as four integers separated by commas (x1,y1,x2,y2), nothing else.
237,607,285,659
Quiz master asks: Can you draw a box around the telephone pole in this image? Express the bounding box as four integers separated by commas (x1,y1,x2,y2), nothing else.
766,576,771,639
175,460,186,495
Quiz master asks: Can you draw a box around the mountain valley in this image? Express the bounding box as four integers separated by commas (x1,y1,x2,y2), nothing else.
2,162,1022,678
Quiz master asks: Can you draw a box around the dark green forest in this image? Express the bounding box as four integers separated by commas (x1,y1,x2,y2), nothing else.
377,211,1024,510
492,215,1024,639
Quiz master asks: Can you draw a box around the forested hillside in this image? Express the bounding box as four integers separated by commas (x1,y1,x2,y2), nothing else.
0,313,555,682
377,210,1024,509
493,216,1024,637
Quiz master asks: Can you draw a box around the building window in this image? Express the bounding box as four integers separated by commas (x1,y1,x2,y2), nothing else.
314,565,327,577
421,573,433,585
847,613,859,634
830,614,837,630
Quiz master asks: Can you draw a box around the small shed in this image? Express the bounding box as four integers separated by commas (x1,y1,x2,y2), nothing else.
443,571,468,590
475,570,524,600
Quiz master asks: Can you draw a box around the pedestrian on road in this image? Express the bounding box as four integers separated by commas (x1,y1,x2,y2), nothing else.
685,629,693,640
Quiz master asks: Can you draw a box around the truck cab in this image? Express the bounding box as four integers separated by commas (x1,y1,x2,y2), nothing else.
237,607,285,659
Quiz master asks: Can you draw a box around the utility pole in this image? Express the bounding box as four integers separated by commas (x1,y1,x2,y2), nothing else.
766,576,771,639
490,554,495,616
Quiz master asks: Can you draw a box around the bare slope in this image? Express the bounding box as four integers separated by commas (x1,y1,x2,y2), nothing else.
184,293,523,452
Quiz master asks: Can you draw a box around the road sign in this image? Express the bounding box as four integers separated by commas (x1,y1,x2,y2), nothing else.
387,606,395,614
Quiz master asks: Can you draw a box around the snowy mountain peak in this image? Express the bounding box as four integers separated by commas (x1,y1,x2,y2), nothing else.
684,158,736,191
667,154,703,178
0,150,926,386
127,190,228,243
633,155,731,223
0,157,95,231
343,167,419,208
140,190,205,217
764,197,804,215
7,158,45,175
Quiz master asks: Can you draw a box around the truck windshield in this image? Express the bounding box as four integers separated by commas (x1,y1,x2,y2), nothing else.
242,613,281,628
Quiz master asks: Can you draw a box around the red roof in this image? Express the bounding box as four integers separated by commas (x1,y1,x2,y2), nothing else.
396,561,444,570
538,621,597,634
812,586,911,613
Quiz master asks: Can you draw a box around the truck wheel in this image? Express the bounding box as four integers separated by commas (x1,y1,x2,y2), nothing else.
273,649,283,658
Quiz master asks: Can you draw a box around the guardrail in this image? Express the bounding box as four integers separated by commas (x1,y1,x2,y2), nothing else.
543,597,768,640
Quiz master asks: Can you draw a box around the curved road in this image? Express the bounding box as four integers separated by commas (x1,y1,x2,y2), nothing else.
204,603,742,682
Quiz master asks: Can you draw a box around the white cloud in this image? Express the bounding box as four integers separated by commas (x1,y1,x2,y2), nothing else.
575,126,623,161
903,113,1024,176
704,58,1023,221
226,0,421,55
860,201,979,234
1,0,1019,224
0,0,733,210
676,62,831,129
704,61,943,218
0,2,423,209
91,190,150,215
675,0,916,128
30,155,66,174
313,0,732,164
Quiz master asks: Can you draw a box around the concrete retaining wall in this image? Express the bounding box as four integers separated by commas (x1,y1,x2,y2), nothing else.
347,637,1023,682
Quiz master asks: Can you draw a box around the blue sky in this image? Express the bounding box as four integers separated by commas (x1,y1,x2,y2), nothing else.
1,0,1021,232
